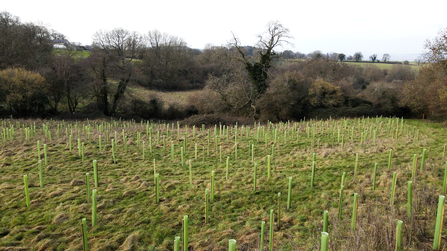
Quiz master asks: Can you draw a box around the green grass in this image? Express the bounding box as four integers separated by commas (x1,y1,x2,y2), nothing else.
345,61,421,71
53,49,91,58
0,117,446,250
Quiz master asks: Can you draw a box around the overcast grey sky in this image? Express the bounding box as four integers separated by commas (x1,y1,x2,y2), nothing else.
3,0,447,60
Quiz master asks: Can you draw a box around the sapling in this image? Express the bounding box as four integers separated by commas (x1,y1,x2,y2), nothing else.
69,134,72,152
321,232,329,251
23,174,30,207
99,135,102,152
180,147,185,166
433,195,445,250
351,193,358,231
188,159,192,186
142,141,145,160
38,160,43,188
81,218,88,251
420,148,427,172
205,188,209,223
277,193,281,229
229,239,236,251
183,215,188,251
260,221,265,251
226,156,230,179
251,143,254,163
174,236,180,251
44,144,48,165
93,160,98,187
323,210,328,232
388,149,392,170
269,209,274,251
92,189,97,227
211,170,215,203
354,153,358,177
195,143,198,160
396,220,403,251
287,177,292,210
111,139,116,163
407,181,412,219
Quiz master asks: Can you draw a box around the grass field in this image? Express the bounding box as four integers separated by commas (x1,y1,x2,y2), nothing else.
345,61,421,71
1,117,447,250
126,85,202,109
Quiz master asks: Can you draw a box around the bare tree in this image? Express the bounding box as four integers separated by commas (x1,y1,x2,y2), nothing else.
424,27,447,70
382,53,390,62
353,52,363,62
369,54,377,62
231,21,291,117
48,50,86,113
309,50,323,59
142,30,196,90
90,28,143,116
0,11,53,70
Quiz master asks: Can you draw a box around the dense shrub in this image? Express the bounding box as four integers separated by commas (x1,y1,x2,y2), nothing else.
307,79,344,108
0,68,49,116
386,65,415,82
257,70,311,122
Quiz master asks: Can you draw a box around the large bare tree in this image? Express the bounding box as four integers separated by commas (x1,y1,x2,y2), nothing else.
90,28,142,116
141,30,196,90
231,21,291,116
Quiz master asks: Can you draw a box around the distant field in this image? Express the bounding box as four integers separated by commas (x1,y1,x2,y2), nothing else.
126,85,203,108
53,49,91,58
345,61,420,71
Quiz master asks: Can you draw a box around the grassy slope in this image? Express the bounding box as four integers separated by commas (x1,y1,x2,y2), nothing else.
125,85,202,109
0,118,446,250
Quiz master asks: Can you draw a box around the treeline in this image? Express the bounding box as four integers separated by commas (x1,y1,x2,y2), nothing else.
0,12,220,118
191,56,417,122
0,12,446,121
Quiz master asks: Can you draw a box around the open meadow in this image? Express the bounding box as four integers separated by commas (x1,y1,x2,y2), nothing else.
344,61,421,71
1,117,447,250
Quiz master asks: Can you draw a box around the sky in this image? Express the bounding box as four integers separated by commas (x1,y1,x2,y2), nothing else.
3,0,447,60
